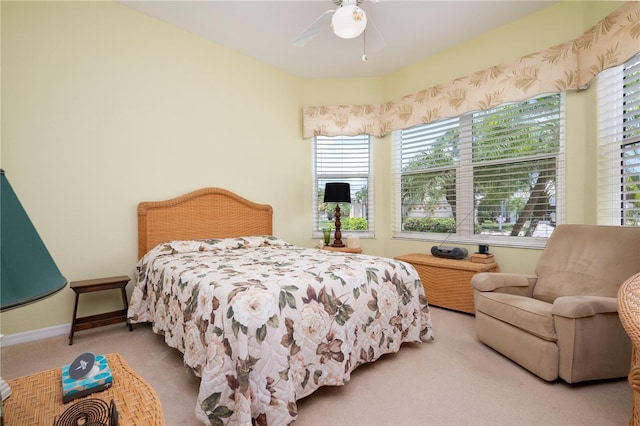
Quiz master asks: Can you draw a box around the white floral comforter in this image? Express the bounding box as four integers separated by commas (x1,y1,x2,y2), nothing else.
128,236,434,426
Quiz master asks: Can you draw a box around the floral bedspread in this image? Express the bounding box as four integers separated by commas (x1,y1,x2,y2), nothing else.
128,236,434,426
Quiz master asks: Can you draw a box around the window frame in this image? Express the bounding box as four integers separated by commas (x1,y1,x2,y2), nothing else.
392,93,566,249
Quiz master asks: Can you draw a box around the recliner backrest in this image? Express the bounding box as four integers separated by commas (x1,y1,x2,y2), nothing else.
533,224,640,303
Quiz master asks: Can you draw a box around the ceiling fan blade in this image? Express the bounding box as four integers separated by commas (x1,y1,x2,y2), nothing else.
291,9,334,47
364,17,386,53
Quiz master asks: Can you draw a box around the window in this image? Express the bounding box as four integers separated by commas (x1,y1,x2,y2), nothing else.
392,93,565,248
598,53,640,227
313,135,374,238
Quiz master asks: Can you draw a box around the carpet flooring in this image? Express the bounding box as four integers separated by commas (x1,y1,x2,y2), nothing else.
1,307,631,425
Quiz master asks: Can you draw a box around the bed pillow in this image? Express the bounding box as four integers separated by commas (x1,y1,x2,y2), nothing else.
145,236,291,259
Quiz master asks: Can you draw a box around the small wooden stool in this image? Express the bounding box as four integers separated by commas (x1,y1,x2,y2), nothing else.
68,275,133,345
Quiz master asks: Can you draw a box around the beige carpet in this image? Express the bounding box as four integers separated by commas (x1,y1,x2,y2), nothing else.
1,307,631,425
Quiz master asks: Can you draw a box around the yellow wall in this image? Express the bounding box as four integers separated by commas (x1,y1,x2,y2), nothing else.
1,0,306,334
1,1,624,336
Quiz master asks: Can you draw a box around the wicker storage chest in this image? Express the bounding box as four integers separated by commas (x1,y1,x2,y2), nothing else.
394,253,499,314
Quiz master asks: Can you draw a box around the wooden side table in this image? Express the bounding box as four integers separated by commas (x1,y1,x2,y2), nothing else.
394,253,498,314
322,246,363,254
68,276,133,345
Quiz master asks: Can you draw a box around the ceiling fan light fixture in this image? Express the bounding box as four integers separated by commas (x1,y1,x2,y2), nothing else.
331,4,367,39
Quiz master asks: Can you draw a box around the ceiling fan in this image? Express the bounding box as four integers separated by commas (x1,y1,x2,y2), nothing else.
291,0,385,54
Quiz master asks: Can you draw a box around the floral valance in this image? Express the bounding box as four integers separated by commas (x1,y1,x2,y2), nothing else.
303,1,640,139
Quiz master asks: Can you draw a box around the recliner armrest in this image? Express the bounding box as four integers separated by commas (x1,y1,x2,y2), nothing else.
552,296,618,318
471,272,536,292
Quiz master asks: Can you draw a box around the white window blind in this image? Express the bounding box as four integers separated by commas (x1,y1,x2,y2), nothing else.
598,53,640,226
313,135,374,238
393,93,565,248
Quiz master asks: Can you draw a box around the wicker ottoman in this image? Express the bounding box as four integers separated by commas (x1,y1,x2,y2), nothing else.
3,353,164,425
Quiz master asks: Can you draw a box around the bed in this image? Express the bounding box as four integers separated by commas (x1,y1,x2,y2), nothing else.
128,187,434,425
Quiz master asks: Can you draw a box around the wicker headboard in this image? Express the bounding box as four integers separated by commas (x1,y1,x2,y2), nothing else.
137,187,273,259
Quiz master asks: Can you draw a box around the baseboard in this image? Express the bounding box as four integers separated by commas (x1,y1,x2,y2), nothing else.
1,323,70,347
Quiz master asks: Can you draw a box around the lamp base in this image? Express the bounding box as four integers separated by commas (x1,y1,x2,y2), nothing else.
331,240,345,247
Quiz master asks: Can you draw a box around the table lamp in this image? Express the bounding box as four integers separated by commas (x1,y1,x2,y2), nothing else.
323,182,351,247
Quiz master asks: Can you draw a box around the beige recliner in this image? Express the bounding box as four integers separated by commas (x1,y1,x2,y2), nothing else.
471,224,640,383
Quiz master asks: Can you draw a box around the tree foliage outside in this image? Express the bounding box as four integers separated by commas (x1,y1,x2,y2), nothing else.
622,60,640,226
624,143,640,226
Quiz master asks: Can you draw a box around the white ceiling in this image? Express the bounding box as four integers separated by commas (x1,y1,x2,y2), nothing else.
118,0,557,79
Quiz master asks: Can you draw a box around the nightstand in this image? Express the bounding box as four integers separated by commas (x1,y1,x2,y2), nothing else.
322,246,363,254
394,253,498,314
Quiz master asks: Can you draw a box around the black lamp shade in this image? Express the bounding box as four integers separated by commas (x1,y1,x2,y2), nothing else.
323,183,351,203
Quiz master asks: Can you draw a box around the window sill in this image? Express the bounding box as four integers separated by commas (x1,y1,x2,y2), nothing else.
392,232,548,250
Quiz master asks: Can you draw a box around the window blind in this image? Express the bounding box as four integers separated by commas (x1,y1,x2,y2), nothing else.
313,135,374,237
598,53,640,226
393,93,564,247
